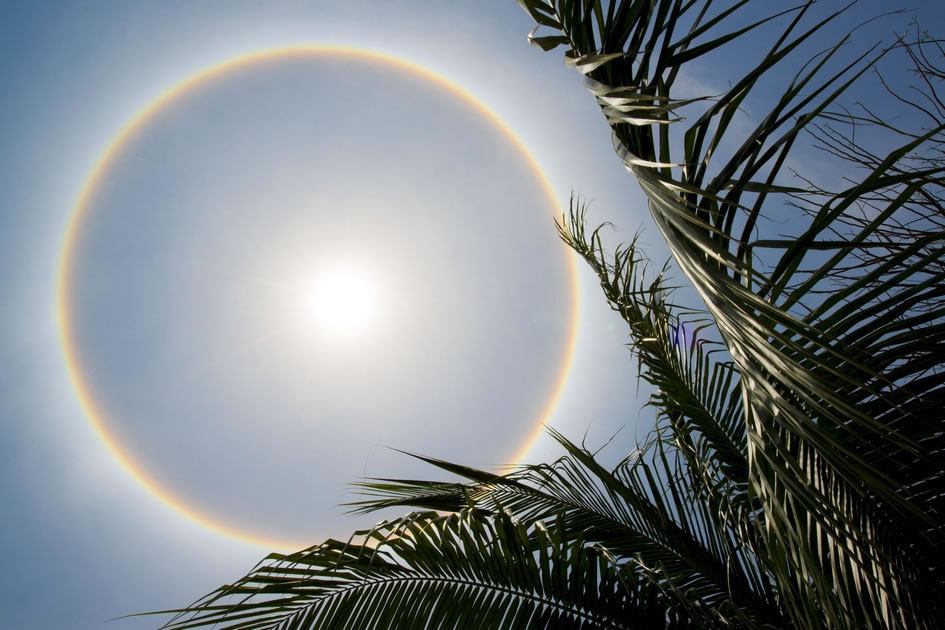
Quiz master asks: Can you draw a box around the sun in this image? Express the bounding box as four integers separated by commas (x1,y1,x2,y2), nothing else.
302,266,377,336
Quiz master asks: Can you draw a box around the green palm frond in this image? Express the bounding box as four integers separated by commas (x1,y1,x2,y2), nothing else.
350,427,782,628
556,199,749,493
155,509,655,630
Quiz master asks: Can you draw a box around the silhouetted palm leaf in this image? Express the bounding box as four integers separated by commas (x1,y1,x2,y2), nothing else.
155,509,662,629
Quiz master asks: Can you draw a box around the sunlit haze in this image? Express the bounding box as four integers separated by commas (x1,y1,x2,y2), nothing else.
302,266,377,337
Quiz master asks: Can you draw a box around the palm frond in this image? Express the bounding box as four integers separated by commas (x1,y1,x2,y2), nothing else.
556,198,749,493
154,509,652,630
350,427,783,628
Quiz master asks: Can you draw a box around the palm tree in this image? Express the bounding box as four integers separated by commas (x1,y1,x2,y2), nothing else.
155,2,944,628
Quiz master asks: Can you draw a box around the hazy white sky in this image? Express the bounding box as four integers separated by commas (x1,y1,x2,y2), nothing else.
1,1,940,628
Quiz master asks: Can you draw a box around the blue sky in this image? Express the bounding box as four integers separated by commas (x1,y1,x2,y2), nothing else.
1,2,941,628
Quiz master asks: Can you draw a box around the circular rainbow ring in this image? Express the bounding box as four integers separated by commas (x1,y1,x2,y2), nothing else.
57,46,580,551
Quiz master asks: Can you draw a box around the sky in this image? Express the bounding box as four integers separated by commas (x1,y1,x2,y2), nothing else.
1,2,941,628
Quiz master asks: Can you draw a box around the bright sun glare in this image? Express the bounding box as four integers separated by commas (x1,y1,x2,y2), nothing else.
303,266,377,336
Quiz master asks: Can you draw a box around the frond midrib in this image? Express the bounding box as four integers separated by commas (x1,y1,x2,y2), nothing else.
278,570,631,630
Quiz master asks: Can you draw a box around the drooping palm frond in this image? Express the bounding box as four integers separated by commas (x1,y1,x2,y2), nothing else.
154,509,659,630
348,430,781,628
555,199,749,501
